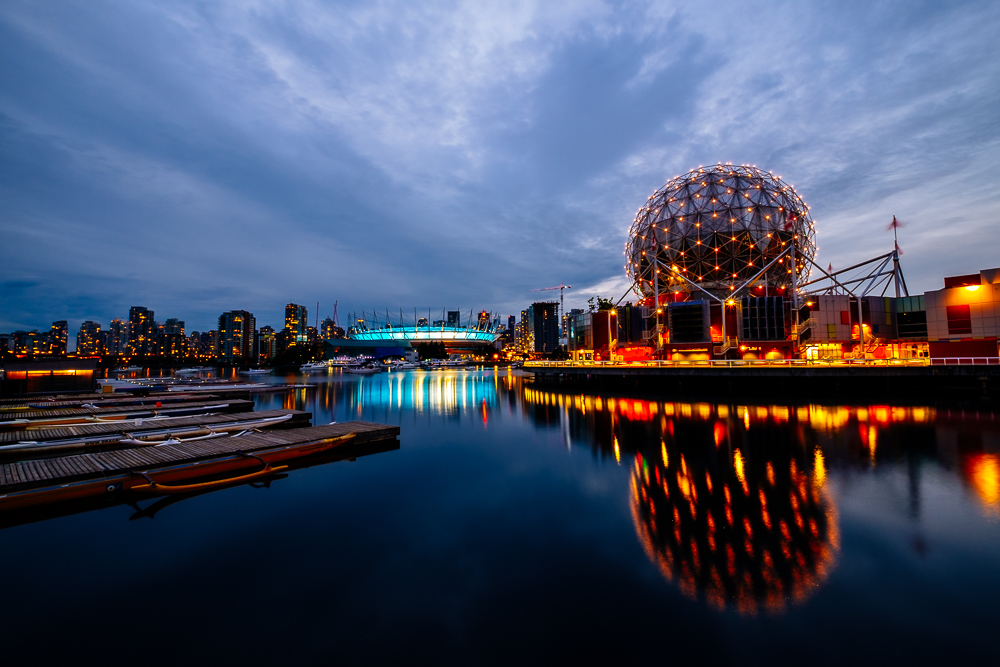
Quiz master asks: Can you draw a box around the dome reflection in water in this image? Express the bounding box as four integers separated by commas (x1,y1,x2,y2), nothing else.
630,432,838,615
522,389,841,615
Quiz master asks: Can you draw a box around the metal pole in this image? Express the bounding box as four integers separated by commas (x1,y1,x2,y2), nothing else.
790,241,797,352
652,256,661,355
721,299,726,358
893,226,901,299
857,295,865,356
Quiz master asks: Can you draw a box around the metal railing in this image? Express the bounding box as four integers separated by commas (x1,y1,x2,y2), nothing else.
930,357,1000,365
525,358,936,369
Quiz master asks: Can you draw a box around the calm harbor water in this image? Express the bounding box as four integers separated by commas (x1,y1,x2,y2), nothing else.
2,368,1000,663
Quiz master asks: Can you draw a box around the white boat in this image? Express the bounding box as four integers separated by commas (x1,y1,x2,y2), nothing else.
390,361,420,370
346,363,382,375
239,368,272,375
174,367,202,374
113,366,142,373
300,361,330,372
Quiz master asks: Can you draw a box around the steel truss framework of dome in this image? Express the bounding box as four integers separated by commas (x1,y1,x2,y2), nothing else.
626,164,818,300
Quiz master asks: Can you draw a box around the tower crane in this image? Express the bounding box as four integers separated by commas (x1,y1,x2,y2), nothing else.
530,283,572,337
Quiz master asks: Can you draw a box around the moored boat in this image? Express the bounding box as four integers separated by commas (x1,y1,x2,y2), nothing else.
346,363,382,375
300,361,330,372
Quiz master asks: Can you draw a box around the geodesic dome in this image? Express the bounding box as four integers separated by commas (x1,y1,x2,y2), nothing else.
626,164,816,298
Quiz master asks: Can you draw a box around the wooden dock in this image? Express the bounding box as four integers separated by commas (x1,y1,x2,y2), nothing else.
0,392,236,409
0,421,399,503
0,421,400,528
0,409,311,447
0,398,255,424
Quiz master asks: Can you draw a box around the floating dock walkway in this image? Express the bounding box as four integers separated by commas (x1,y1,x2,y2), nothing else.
0,421,400,513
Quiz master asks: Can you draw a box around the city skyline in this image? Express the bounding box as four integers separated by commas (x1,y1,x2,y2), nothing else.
3,2,999,335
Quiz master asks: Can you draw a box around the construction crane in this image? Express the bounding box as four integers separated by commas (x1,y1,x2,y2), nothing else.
530,283,572,337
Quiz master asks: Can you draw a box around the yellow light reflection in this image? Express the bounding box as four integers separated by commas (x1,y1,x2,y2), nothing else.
963,453,1000,517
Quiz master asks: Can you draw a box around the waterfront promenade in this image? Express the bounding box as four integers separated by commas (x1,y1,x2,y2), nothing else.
525,358,1000,399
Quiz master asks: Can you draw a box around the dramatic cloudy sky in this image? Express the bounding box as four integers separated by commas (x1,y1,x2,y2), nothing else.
2,0,999,336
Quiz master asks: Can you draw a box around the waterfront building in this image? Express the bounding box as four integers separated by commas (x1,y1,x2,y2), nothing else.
532,302,560,354
285,303,307,344
218,311,256,363
0,359,97,397
127,306,155,356
0,333,13,354
76,321,103,357
49,321,68,356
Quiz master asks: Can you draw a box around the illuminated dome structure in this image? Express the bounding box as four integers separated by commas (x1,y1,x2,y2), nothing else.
626,164,817,299
631,441,838,615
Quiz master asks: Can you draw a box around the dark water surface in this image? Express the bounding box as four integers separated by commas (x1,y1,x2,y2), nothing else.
2,368,1000,664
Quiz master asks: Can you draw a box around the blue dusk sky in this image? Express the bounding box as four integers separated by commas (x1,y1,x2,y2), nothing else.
2,1,999,335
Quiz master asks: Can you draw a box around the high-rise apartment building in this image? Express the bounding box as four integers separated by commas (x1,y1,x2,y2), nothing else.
49,321,68,355
447,310,461,327
127,307,155,355
155,318,187,357
258,325,277,362
219,311,256,363
187,331,201,356
164,319,185,336
477,311,491,331
12,331,47,356
285,303,307,344
201,331,218,357
76,321,103,356
107,319,128,355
